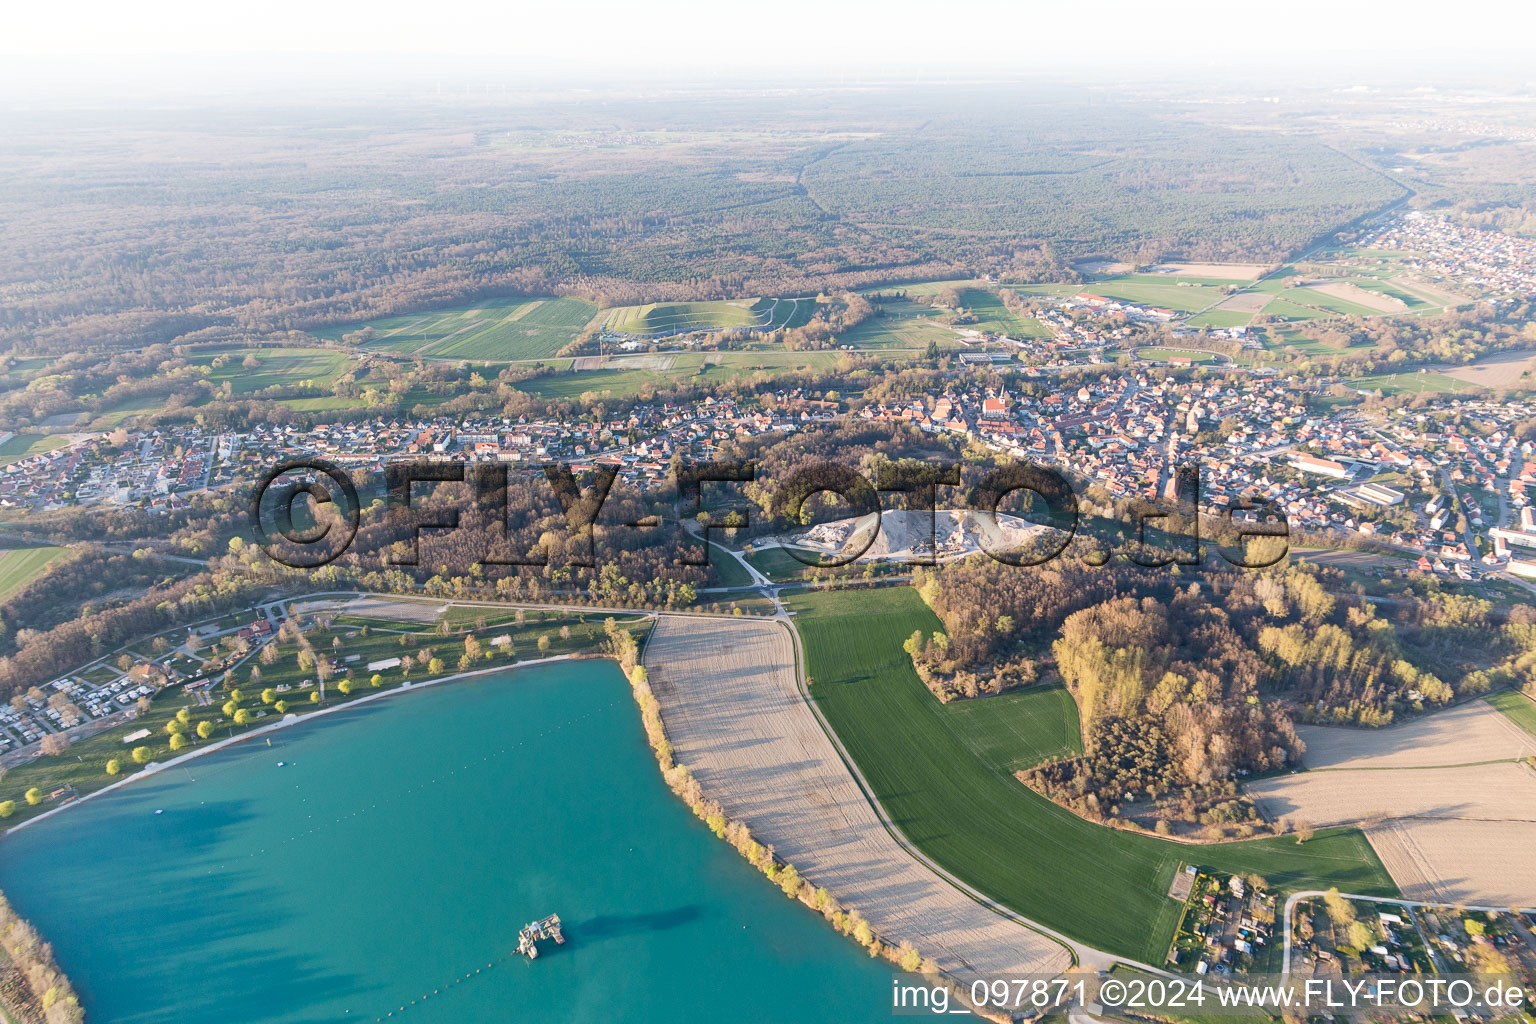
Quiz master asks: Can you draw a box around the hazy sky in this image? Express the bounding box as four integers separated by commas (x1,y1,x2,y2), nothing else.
5,0,1535,94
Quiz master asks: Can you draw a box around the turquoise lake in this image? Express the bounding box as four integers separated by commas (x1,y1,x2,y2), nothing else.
0,661,899,1023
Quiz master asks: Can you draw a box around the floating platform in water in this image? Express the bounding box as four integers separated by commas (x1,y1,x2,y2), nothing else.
515,914,565,959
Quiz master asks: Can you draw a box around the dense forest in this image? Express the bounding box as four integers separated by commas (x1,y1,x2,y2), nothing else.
0,90,1404,356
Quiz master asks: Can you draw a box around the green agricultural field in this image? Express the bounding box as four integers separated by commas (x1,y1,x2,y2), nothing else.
958,289,1050,338
868,295,943,319
693,350,845,381
600,297,807,336
838,317,960,351
746,546,819,582
0,546,71,600
1185,309,1255,329
789,587,1398,964
199,347,353,395
515,350,845,399
707,552,754,588
514,368,654,400
898,279,985,295
92,393,166,428
766,297,817,330
941,684,1082,773
1264,325,1349,358
314,296,599,360
1348,372,1476,395
1487,690,1536,738
1081,275,1235,313
1346,278,1435,310
997,283,1083,301
604,300,756,334
0,434,72,466
1287,287,1383,318
1258,298,1328,322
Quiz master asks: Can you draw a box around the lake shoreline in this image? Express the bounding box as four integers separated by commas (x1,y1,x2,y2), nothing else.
2,653,582,840
0,651,904,1024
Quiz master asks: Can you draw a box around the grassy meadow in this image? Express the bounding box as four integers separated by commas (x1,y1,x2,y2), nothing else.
0,546,71,601
203,348,353,395
313,296,598,360
1487,689,1536,738
515,350,845,399
599,297,810,336
1348,372,1477,395
0,434,73,466
1078,275,1236,313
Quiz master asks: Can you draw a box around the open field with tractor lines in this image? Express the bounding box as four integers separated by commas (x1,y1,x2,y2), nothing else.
598,297,811,336
1246,698,1536,906
1288,700,1536,770
312,296,599,360
199,347,354,394
1435,349,1536,389
0,546,71,601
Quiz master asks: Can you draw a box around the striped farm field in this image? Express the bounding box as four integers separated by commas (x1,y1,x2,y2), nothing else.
790,586,1398,964
600,297,809,336
0,546,71,601
313,296,599,360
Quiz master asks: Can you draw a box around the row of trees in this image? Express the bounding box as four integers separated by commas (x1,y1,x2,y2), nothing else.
0,892,83,1024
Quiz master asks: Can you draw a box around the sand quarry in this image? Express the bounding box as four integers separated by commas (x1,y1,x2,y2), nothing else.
788,508,1048,563
1246,699,1536,905
642,615,1073,980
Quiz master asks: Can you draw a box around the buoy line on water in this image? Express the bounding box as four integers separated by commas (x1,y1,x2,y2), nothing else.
217,699,623,860
367,950,516,1021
